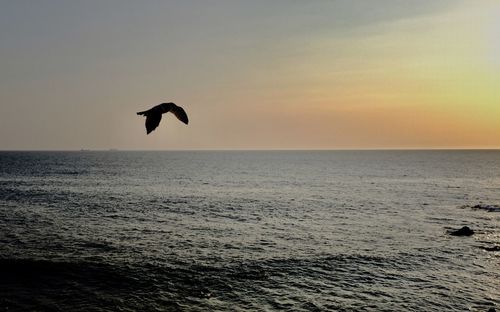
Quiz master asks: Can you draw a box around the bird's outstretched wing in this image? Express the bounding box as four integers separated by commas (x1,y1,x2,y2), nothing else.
171,104,189,124
145,112,162,134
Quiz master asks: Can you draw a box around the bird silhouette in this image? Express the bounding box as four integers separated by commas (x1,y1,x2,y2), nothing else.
137,102,189,134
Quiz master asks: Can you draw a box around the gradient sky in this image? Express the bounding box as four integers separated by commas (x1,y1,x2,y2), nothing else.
1,0,499,150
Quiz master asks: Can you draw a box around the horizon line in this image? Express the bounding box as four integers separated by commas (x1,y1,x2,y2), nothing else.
1,148,500,152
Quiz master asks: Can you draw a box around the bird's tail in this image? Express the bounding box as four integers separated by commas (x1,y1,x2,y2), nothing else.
137,111,148,116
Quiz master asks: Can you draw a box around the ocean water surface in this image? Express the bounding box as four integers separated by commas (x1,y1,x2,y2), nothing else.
0,151,499,311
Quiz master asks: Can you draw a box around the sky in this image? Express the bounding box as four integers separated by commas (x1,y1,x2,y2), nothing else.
0,0,499,150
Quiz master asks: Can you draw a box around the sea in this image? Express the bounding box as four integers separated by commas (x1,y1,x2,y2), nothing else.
0,150,498,311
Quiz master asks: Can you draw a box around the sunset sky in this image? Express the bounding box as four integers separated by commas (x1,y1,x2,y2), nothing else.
0,0,499,150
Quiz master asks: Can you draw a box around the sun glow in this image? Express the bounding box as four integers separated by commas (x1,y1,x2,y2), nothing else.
263,1,500,148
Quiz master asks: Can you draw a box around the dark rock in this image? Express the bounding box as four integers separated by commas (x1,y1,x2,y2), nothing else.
480,246,500,252
487,308,496,312
470,204,500,212
449,226,474,236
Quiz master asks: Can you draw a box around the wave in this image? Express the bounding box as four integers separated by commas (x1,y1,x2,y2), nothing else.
1,250,497,311
0,254,399,306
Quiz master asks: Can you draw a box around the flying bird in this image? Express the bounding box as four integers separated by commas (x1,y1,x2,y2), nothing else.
137,102,189,134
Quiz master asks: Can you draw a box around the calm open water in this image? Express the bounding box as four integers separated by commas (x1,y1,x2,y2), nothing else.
0,151,499,311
